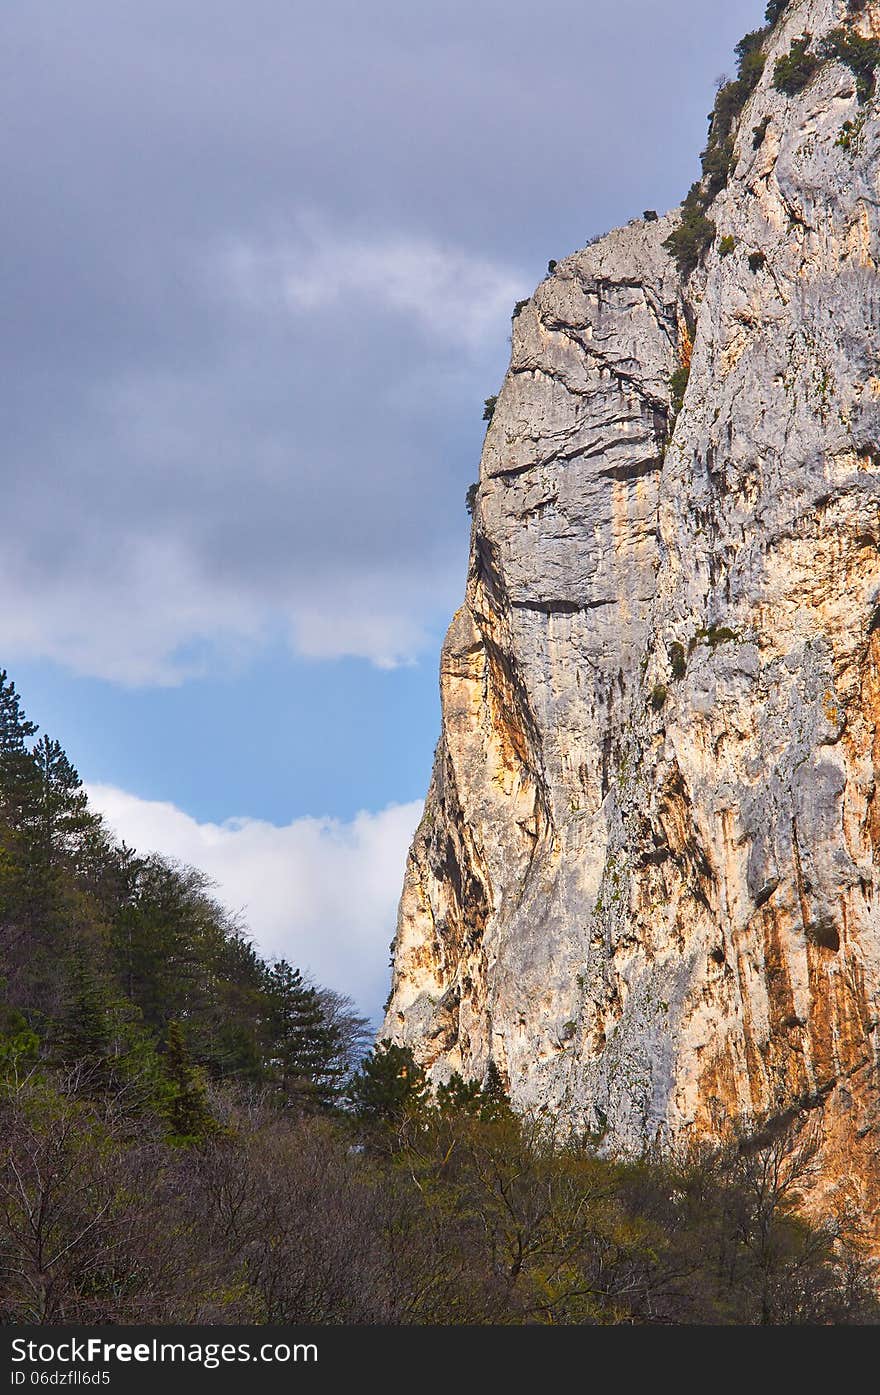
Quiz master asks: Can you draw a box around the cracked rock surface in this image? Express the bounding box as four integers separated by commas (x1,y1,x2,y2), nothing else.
385,0,880,1244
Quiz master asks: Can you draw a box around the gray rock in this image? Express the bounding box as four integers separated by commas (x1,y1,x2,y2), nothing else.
385,0,880,1242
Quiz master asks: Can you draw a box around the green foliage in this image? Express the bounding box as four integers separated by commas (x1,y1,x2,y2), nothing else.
764,0,789,23
263,959,345,1111
748,249,766,272
0,668,362,1127
773,34,820,96
703,624,738,646
480,1060,514,1122
665,21,773,277
483,395,498,423
670,363,691,413
836,113,866,154
664,184,716,278
347,1039,429,1130
823,27,880,104
160,1020,218,1146
719,234,736,257
512,298,530,319
643,210,658,222
465,482,479,517
650,683,668,712
547,259,557,273
0,1000,39,1082
669,642,687,680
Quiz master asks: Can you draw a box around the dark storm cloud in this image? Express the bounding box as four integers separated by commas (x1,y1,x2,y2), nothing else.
0,0,763,682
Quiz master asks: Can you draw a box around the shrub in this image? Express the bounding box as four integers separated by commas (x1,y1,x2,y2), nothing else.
752,115,771,149
664,185,716,277
670,364,691,413
719,234,736,257
650,684,668,712
748,250,766,272
669,642,687,680
512,298,530,319
547,259,557,273
483,395,498,423
836,114,865,153
735,30,768,92
765,0,789,22
643,209,658,222
822,27,880,104
692,625,739,649
773,35,820,95
465,482,478,517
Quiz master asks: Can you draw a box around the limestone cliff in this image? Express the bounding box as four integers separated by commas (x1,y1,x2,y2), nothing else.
385,0,880,1239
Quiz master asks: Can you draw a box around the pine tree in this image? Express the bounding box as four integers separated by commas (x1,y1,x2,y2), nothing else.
0,670,38,822
264,960,344,1111
161,1020,217,1145
0,673,40,926
347,1039,428,1126
479,1059,513,1123
30,735,101,869
57,958,112,1065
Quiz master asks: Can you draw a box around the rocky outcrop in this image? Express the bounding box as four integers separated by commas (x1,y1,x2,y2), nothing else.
385,0,880,1241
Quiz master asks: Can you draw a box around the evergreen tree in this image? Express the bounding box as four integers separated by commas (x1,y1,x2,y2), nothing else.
436,1070,482,1116
30,735,101,868
0,670,38,826
264,960,344,1110
0,672,40,929
56,958,112,1065
161,1020,217,1146
348,1039,428,1126
479,1059,513,1123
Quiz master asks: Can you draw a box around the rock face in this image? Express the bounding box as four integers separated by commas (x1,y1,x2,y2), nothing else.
385,0,880,1238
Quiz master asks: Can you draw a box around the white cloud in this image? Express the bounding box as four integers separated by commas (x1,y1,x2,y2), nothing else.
0,540,268,687
88,783,422,1022
220,220,527,352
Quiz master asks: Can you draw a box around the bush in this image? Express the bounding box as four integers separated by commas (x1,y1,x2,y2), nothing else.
465,482,478,517
719,234,736,257
836,114,866,153
670,364,691,413
748,250,766,272
650,684,668,712
773,34,820,95
547,259,557,273
664,185,716,278
823,27,880,104
643,209,658,222
483,395,498,423
765,0,789,23
669,642,687,680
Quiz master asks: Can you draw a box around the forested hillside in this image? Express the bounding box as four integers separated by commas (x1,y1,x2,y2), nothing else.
1,668,877,1324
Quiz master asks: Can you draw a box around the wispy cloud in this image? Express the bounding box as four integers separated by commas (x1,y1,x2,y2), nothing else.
219,220,527,351
88,783,421,1020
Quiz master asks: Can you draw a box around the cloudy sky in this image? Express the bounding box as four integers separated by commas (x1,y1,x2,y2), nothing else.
2,0,762,1020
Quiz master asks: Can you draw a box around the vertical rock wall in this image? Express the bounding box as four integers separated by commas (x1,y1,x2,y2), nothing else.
385,0,880,1240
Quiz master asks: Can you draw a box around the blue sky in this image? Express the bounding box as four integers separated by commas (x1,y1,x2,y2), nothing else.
1,0,765,1020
